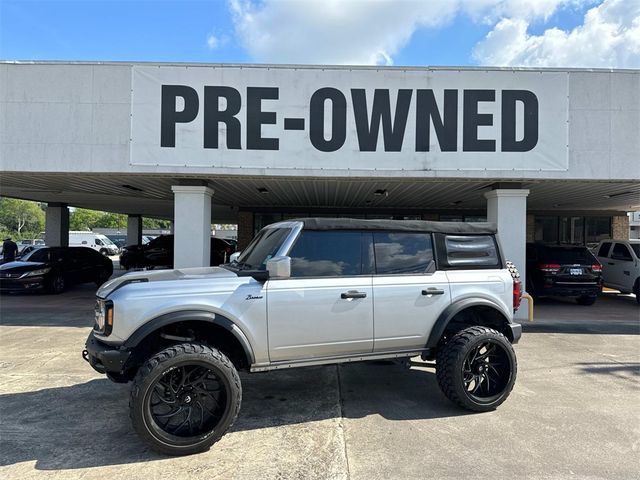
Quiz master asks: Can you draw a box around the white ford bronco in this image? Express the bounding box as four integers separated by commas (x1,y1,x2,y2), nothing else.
84,218,523,455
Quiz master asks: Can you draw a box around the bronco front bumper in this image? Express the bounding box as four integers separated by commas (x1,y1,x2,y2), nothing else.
83,331,131,375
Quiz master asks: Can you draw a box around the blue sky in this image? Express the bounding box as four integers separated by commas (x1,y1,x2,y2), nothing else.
1,1,638,68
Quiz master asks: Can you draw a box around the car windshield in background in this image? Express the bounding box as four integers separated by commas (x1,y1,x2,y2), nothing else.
540,246,595,264
236,228,291,270
22,248,51,262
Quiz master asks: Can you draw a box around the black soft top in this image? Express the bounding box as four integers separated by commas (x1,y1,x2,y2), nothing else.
291,218,497,235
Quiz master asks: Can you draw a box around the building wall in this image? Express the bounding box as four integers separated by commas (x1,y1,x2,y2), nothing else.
526,214,535,242
2,63,639,182
237,211,254,250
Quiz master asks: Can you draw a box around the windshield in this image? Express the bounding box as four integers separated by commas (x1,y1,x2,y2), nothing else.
23,248,52,262
234,228,291,270
540,246,595,264
98,236,115,246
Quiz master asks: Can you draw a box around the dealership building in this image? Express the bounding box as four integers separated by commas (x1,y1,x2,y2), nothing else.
1,62,639,298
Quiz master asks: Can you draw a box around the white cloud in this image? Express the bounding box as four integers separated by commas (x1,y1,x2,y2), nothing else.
207,34,220,50
473,0,640,67
228,0,459,65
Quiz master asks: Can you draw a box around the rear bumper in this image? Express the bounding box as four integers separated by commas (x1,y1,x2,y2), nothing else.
540,284,601,297
83,331,131,375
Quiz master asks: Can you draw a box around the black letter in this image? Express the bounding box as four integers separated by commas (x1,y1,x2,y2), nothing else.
351,89,412,152
160,85,199,148
501,90,538,152
309,88,347,152
203,86,242,149
246,87,279,150
416,89,458,152
463,90,496,152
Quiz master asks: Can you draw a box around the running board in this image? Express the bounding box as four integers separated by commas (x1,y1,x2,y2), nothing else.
250,349,429,372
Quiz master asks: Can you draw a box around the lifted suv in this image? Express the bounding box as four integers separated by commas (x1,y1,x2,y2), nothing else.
84,218,524,455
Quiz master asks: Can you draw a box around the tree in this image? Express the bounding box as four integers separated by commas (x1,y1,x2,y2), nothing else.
69,208,105,231
0,197,45,235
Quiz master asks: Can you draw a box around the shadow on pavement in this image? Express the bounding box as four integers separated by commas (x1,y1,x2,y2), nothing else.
0,363,467,470
576,362,640,377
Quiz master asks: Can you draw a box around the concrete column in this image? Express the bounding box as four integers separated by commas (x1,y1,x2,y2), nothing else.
127,215,143,246
237,211,254,250
171,185,213,269
484,189,530,320
44,203,70,247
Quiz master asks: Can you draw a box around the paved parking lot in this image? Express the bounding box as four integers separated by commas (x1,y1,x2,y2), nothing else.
1,284,638,480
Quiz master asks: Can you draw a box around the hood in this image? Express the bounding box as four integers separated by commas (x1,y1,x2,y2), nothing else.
97,266,238,298
0,261,48,273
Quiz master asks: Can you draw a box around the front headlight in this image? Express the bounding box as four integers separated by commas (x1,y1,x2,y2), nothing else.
94,299,114,335
21,268,51,278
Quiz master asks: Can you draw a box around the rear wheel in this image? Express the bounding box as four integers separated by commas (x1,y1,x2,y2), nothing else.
576,295,597,306
436,326,517,412
129,343,241,456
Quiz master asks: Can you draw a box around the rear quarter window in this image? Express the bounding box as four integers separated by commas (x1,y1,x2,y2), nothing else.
597,242,612,257
438,235,500,269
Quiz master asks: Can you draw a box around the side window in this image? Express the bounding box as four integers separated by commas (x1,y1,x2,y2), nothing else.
289,231,364,277
597,242,612,258
444,235,500,268
373,232,433,274
95,239,103,246
611,243,633,261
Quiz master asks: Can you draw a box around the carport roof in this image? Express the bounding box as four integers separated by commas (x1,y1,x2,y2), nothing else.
1,173,638,222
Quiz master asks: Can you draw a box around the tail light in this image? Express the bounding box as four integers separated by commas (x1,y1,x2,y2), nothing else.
513,277,522,312
539,263,561,273
591,263,602,272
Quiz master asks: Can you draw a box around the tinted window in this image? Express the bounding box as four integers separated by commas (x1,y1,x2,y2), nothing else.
597,242,612,257
612,243,632,261
631,244,640,258
238,228,291,270
539,246,595,264
445,235,499,267
289,231,363,277
374,232,433,274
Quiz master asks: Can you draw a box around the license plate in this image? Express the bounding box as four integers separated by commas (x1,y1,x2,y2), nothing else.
570,268,583,275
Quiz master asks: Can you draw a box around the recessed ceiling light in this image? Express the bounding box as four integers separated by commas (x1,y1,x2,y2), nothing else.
122,184,143,192
374,189,388,197
604,191,634,199
257,187,269,194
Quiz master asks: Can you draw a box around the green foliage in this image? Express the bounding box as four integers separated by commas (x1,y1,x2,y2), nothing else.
0,198,45,237
69,208,127,230
143,217,172,230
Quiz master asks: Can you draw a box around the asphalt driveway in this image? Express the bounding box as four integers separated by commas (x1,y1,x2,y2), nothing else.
0,285,638,479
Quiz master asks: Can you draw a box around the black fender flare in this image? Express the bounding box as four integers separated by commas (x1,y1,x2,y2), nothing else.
123,310,255,364
426,298,512,348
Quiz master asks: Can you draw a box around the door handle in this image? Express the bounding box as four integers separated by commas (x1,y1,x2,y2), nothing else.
341,290,367,299
422,288,445,296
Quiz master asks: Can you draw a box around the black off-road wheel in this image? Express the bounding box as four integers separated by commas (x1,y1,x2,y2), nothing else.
436,326,517,412
576,295,597,306
130,343,241,456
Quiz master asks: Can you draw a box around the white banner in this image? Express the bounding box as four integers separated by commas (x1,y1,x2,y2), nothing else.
131,65,568,171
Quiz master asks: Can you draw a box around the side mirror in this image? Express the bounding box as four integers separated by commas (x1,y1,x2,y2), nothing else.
266,256,291,279
229,252,241,263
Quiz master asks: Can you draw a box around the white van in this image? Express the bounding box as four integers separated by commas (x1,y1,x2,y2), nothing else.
69,231,119,256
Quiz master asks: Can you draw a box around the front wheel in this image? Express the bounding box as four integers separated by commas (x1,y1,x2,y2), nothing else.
129,343,241,456
436,326,517,412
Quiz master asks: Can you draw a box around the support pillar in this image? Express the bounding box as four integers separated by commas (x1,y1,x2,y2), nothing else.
237,211,254,250
127,215,143,246
484,189,530,320
44,203,69,247
171,185,213,269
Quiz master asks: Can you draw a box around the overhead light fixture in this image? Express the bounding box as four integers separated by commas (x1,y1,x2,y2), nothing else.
450,200,463,206
257,187,269,194
121,184,143,192
604,191,634,199
374,189,388,197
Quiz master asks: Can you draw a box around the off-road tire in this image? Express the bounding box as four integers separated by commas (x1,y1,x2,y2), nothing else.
129,343,241,456
436,326,517,412
576,295,597,306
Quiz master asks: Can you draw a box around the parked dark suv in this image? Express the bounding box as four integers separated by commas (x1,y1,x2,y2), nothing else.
526,243,602,305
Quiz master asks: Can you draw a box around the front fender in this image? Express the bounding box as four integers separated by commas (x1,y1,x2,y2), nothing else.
123,310,255,365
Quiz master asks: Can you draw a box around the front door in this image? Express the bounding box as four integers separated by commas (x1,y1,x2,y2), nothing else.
608,243,635,290
267,230,374,362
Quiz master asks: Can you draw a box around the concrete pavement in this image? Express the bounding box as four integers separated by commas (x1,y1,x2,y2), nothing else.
0,285,638,479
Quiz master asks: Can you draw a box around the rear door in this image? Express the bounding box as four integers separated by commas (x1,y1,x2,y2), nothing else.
596,242,613,286
267,230,374,362
372,232,450,352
